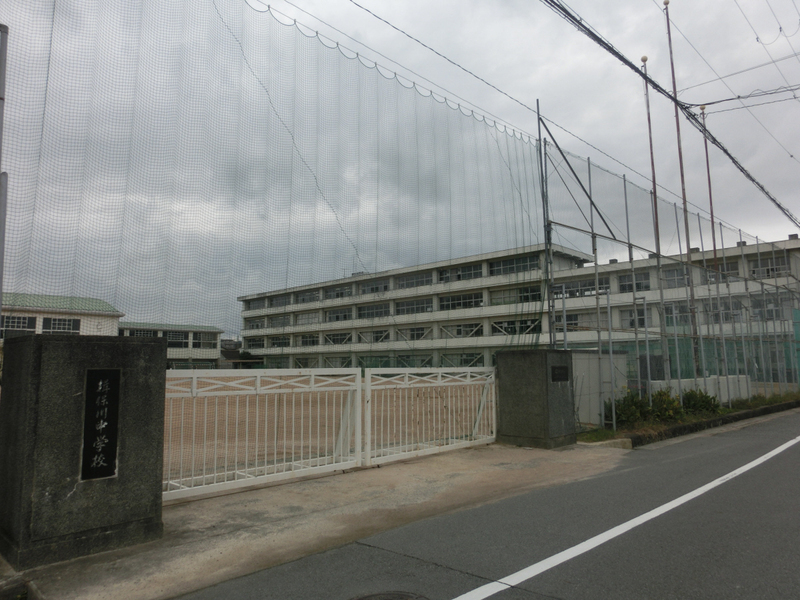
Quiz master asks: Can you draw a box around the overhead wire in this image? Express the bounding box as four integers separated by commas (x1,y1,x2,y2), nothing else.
733,0,800,89
679,51,800,93
651,0,800,165
339,0,783,231
540,0,800,229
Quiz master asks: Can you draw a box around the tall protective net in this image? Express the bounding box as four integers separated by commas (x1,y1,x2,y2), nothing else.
2,1,797,397
1,0,542,336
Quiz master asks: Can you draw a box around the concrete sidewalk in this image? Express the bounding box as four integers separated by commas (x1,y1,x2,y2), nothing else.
0,442,630,600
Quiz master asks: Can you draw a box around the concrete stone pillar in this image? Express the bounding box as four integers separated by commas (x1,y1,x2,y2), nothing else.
0,334,167,569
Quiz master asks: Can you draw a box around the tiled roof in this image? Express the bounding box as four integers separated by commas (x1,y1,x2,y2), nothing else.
119,322,223,333
2,292,124,315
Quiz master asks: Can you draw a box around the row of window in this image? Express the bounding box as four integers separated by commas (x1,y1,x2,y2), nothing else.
244,318,542,349
0,316,80,338
245,287,542,330
261,353,487,369
119,329,218,349
243,255,541,311
552,296,791,332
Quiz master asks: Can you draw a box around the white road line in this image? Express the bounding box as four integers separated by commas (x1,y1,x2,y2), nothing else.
453,434,800,600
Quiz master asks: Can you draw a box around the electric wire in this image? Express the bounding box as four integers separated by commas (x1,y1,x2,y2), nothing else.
706,94,800,114
764,0,800,66
339,0,777,233
679,51,800,93
733,0,799,90
651,0,800,165
538,0,800,229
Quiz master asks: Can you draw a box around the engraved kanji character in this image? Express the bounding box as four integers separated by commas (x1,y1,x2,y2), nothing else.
93,435,109,452
91,454,107,468
95,419,108,431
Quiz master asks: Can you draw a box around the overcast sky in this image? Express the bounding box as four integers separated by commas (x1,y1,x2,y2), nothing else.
262,0,800,241
1,0,798,334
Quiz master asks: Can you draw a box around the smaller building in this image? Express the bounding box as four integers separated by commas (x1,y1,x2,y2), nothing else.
118,322,223,369
1,293,124,340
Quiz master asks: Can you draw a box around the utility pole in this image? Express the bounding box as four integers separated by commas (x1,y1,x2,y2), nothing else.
0,24,9,319
642,56,671,389
664,0,699,379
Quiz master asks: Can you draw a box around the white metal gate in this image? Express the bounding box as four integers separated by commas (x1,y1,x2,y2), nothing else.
162,367,495,500
163,369,361,500
364,368,496,466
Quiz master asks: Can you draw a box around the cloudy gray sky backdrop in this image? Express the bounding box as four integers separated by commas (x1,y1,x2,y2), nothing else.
1,0,798,335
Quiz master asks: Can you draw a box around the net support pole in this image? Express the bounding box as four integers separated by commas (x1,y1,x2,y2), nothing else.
0,24,8,314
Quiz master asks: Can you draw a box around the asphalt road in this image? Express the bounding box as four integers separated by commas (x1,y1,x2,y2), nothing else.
176,410,800,600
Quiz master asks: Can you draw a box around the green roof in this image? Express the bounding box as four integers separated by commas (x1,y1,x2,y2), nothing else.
119,322,223,333
2,293,123,315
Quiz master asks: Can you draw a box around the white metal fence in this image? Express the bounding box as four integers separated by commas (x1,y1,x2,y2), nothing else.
163,367,495,500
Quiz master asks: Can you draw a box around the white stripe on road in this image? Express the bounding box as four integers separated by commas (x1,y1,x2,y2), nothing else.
453,434,800,600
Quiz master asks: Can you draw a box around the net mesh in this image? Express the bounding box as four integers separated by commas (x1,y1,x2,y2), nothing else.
1,1,543,335
1,1,797,394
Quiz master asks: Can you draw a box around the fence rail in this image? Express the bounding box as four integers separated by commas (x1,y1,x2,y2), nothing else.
163,367,495,500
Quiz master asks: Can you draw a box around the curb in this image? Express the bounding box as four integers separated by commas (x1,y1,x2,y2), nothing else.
621,399,800,448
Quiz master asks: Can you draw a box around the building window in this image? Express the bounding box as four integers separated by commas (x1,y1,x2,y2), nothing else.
751,295,788,321
130,329,156,337
246,337,266,349
619,308,653,328
166,331,189,348
358,355,392,368
245,318,265,329
269,294,291,308
441,353,484,367
326,307,352,322
618,272,650,293
1,316,36,339
324,332,352,345
359,330,389,343
268,315,291,328
700,298,734,324
360,279,390,294
325,284,353,300
438,264,483,283
324,356,352,368
490,286,541,305
294,357,318,368
193,332,218,349
702,261,738,284
397,355,433,368
357,303,390,319
296,290,320,304
553,277,609,299
299,334,319,346
553,314,579,331
491,319,541,335
245,298,266,311
269,336,290,348
489,255,538,275
41,318,81,334
439,293,483,311
396,272,432,289
264,356,290,369
664,302,691,327
441,323,483,338
663,267,689,289
295,311,320,325
396,298,433,315
749,255,788,279
397,326,431,341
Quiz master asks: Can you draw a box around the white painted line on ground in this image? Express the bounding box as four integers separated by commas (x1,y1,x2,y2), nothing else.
453,434,800,600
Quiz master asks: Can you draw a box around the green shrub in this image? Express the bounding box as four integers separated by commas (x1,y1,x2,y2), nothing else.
682,389,720,415
606,388,650,426
651,388,683,422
